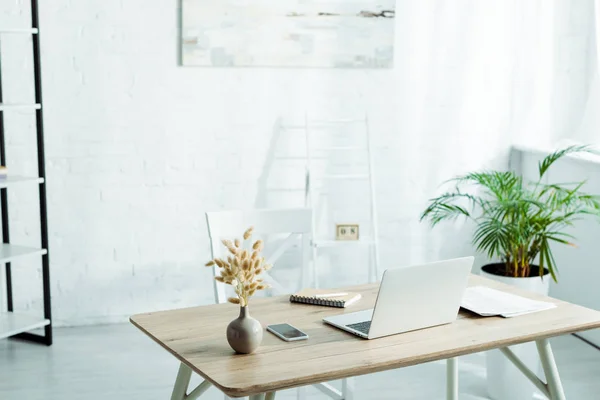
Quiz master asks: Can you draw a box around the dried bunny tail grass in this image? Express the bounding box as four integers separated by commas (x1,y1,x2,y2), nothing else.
227,246,238,255
264,264,273,271
221,239,233,248
240,250,249,259
251,251,258,260
243,226,254,240
205,260,215,267
252,240,264,251
250,282,259,289
227,297,241,304
234,238,241,248
252,259,261,270
215,258,226,268
257,283,271,290
214,276,225,283
249,288,257,296
242,259,250,270
220,270,232,279
255,268,264,275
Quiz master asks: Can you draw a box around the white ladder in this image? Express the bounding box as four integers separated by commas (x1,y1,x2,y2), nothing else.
299,113,380,286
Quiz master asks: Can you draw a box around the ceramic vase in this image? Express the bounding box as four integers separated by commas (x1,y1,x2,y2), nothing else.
226,306,263,354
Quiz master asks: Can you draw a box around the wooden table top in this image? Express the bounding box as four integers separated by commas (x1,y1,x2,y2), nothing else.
130,275,600,397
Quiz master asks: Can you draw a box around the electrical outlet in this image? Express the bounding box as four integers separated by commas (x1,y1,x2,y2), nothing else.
336,224,359,241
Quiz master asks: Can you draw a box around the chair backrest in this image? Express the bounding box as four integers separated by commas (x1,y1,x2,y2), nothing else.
205,208,313,304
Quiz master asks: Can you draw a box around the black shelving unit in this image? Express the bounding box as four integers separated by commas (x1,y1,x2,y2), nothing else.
0,0,52,346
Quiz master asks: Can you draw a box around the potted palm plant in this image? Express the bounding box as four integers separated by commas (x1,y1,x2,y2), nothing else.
420,145,600,400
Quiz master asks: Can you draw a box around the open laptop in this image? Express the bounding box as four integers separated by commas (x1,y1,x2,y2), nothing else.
323,257,474,339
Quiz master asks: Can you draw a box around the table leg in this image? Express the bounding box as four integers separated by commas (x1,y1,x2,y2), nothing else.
536,339,566,400
249,395,266,400
265,392,276,400
171,363,192,400
342,377,355,400
446,358,458,400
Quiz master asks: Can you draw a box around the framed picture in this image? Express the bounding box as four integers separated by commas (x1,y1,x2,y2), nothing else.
181,0,396,68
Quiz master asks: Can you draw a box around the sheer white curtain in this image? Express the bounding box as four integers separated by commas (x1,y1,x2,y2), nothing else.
574,0,600,145
391,0,598,263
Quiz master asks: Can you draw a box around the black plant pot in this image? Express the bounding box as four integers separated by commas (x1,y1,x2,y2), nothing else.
481,263,550,278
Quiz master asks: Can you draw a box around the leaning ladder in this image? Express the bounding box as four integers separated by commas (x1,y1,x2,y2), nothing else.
302,113,381,286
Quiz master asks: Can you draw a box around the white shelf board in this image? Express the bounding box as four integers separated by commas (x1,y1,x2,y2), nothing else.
0,28,38,34
308,118,365,125
0,244,47,264
319,173,370,180
266,188,305,192
314,237,375,248
314,146,363,151
0,175,44,189
0,103,41,111
0,312,49,340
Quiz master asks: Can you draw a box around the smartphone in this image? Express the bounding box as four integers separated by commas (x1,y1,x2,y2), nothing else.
266,323,309,342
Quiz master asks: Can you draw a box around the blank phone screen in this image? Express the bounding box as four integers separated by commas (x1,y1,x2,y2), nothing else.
268,323,307,339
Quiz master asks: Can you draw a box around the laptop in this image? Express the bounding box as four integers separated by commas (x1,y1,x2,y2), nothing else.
323,257,474,339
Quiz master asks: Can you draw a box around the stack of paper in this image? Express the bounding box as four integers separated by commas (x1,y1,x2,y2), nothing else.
461,286,556,318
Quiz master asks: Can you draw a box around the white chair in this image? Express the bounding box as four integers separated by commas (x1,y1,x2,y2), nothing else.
205,208,354,400
206,208,313,303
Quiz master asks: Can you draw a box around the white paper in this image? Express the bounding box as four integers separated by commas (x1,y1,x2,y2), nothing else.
461,286,556,318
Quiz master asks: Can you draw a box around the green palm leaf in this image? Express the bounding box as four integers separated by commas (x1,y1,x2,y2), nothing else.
421,144,600,282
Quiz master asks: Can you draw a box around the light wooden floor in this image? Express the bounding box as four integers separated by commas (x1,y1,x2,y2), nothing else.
0,324,599,399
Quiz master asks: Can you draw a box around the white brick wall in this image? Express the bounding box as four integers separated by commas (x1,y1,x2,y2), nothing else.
0,0,596,326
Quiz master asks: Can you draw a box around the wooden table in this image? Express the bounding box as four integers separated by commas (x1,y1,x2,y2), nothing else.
130,275,600,400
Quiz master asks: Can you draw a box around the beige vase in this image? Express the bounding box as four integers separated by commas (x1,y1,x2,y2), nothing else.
226,306,263,354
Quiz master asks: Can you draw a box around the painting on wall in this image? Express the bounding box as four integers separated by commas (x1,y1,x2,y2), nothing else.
181,0,395,68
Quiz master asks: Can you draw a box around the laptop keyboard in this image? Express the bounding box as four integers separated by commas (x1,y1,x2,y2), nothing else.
346,321,371,334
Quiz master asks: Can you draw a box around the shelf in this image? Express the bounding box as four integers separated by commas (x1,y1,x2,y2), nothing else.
314,237,376,248
0,244,47,264
0,28,38,35
319,174,370,180
0,312,50,340
265,188,305,192
0,175,44,189
0,103,41,111
308,118,365,125
315,146,364,151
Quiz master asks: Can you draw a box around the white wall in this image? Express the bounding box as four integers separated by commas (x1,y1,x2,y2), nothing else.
0,0,596,326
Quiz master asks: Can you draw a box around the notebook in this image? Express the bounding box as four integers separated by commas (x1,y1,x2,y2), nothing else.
289,289,362,308
461,286,556,318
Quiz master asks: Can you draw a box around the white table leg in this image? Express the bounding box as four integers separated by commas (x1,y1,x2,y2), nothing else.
536,339,566,400
342,377,355,400
171,363,192,400
446,358,458,400
265,392,276,400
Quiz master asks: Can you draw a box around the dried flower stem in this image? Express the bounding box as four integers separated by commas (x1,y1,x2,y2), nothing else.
205,226,271,305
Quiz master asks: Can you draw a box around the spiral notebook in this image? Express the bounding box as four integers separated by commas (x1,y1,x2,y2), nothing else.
289,289,362,308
